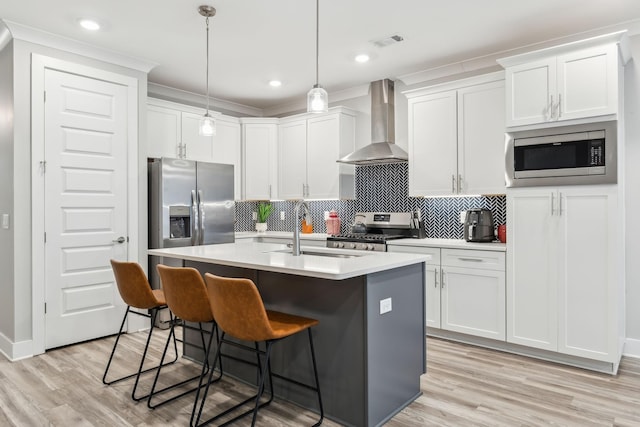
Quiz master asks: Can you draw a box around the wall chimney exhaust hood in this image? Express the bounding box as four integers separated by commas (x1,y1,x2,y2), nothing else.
337,79,408,165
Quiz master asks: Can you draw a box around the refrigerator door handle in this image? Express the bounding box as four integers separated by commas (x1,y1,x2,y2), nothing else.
198,190,205,245
191,190,199,246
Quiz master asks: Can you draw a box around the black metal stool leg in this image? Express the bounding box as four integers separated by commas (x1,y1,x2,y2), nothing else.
102,306,130,385
251,341,273,426
308,328,324,426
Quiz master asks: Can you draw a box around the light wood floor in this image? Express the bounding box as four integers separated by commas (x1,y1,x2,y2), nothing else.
0,329,638,426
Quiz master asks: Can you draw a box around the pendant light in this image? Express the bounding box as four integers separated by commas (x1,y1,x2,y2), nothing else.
307,0,328,113
199,5,216,136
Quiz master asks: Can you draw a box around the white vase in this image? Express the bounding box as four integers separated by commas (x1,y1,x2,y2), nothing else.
255,222,267,233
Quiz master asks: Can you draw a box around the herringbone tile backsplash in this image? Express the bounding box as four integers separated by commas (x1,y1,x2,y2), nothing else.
236,163,506,239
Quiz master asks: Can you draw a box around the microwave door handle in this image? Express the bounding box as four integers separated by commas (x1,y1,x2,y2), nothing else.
191,190,198,245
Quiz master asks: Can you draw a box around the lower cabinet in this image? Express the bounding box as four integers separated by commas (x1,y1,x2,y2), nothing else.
388,245,506,341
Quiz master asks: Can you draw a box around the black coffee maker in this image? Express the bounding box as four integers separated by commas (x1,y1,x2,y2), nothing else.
463,209,495,242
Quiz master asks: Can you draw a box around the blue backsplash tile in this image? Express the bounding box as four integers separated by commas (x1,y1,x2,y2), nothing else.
236,163,506,239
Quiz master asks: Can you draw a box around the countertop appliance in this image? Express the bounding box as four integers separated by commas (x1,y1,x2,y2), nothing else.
463,208,495,243
505,120,617,187
148,157,235,290
327,211,425,252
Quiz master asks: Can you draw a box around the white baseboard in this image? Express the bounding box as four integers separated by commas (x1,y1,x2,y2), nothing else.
0,332,33,362
624,338,640,358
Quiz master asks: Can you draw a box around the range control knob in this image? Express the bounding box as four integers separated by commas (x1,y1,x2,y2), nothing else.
338,242,344,248
347,243,356,249
367,244,374,250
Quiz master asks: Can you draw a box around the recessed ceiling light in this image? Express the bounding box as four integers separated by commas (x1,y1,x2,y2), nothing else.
269,80,282,87
355,54,370,63
79,19,100,31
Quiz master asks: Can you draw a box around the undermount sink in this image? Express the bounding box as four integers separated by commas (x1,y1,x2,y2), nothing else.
268,249,364,258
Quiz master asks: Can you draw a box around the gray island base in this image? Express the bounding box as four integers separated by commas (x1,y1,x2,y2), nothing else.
149,243,427,426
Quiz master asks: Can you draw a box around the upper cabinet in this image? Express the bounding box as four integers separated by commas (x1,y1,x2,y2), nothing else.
405,74,506,196
278,107,356,200
147,98,242,199
498,32,627,127
241,118,279,200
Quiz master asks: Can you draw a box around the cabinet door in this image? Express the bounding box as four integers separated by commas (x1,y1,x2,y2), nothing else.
243,123,278,200
307,114,342,199
213,119,242,200
408,90,458,196
181,112,214,162
557,188,617,361
506,189,558,351
505,59,556,127
441,266,506,340
425,265,441,329
279,120,307,199
457,81,506,194
147,105,181,159
557,44,618,121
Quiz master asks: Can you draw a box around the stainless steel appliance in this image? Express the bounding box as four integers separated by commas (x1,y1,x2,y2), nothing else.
463,208,495,242
505,120,617,187
327,211,425,252
148,157,235,290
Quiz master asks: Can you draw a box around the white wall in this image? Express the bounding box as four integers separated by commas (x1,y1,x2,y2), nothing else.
0,38,15,342
624,35,640,343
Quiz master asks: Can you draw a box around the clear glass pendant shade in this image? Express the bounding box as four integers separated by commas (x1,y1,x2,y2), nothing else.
307,85,328,113
199,114,216,136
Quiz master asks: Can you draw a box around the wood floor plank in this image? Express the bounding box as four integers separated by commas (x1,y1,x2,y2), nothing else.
1,332,639,426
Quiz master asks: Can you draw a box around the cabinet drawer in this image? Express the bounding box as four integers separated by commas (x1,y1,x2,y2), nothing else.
387,245,441,265
441,249,505,271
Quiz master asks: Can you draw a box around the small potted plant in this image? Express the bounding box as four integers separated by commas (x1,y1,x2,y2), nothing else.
256,202,273,233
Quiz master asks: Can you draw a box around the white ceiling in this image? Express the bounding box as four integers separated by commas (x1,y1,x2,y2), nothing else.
1,0,640,112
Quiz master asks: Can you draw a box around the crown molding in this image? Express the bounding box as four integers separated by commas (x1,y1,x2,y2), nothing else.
2,19,157,73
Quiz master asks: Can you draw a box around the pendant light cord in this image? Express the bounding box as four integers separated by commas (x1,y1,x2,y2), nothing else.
205,16,210,115
315,0,319,87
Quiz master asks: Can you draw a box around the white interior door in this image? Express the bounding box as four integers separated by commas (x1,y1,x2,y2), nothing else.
44,69,128,349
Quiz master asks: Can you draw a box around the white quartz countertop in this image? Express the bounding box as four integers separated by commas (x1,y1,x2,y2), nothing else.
387,238,506,252
148,241,430,280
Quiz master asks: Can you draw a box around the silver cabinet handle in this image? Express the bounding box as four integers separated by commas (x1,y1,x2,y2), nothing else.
558,94,562,118
549,95,554,121
458,174,462,193
268,184,272,199
458,257,483,262
551,192,555,216
451,175,455,193
558,192,563,216
441,269,446,288
112,236,126,244
434,268,438,288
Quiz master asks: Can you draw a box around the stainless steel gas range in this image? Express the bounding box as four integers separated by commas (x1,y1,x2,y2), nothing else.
326,211,425,252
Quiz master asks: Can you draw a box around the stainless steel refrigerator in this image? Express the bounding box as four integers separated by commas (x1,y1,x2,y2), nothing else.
148,157,235,293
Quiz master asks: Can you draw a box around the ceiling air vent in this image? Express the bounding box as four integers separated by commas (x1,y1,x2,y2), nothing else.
371,34,404,48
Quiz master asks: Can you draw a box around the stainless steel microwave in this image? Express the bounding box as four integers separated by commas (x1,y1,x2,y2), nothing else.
505,121,617,187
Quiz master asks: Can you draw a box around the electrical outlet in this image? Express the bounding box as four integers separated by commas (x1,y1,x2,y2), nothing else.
380,298,392,315
323,211,330,220
280,211,285,220
459,211,466,224
1,214,9,229
252,211,257,221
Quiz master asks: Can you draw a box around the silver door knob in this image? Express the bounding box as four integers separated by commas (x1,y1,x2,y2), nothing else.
112,236,126,244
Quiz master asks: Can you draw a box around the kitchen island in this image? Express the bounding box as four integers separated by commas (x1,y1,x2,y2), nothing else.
148,241,428,427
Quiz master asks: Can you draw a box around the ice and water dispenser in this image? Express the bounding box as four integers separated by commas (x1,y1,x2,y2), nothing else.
169,205,191,239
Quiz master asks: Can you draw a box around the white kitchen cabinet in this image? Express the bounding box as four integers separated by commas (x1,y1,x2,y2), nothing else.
213,117,242,200
241,118,279,200
279,107,356,200
387,245,505,340
405,75,505,196
507,186,620,362
147,99,242,199
501,42,619,127
440,249,506,340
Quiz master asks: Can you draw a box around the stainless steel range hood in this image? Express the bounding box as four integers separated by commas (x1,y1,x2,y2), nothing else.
337,79,408,165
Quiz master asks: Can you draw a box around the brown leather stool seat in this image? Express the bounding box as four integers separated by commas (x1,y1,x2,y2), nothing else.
192,273,324,427
103,260,178,401
149,265,223,409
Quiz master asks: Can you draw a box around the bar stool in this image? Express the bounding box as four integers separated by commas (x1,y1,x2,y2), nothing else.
150,265,223,409
193,273,324,427
103,260,178,401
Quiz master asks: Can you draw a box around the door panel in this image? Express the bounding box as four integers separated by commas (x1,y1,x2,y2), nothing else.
44,69,128,349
